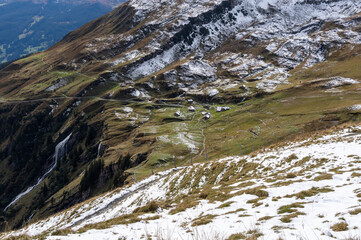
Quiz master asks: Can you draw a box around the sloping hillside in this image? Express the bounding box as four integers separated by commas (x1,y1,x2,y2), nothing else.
0,0,360,232
2,125,361,239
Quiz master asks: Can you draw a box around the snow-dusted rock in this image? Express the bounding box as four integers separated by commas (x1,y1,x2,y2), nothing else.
123,107,133,113
129,88,151,99
348,104,361,111
46,78,68,92
178,60,217,86
322,77,359,88
206,88,219,97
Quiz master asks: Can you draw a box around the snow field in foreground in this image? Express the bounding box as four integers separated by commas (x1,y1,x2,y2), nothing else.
4,126,361,240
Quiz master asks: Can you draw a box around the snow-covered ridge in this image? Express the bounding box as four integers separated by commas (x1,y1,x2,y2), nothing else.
3,126,361,239
106,0,361,92
129,0,225,24
130,0,358,56
81,0,361,93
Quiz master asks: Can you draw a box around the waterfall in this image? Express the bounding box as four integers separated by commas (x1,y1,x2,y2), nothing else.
78,141,102,178
96,142,102,159
4,133,72,212
27,212,35,223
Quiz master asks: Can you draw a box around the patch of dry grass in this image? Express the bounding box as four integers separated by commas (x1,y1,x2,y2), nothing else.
169,195,199,215
314,173,333,181
278,203,305,214
285,154,298,162
227,233,246,239
133,201,160,213
51,228,76,236
280,211,306,223
286,173,297,178
349,208,361,215
245,188,269,198
246,229,264,239
331,222,348,232
258,216,274,221
217,201,235,209
191,214,218,226
285,187,334,199
4,235,32,240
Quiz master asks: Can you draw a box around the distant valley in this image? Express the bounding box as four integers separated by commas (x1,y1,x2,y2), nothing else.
0,0,125,64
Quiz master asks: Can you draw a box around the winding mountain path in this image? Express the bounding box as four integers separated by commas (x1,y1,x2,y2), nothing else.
0,95,183,108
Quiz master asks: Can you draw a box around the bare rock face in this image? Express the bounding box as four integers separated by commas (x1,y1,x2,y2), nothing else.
178,60,217,86
161,60,217,89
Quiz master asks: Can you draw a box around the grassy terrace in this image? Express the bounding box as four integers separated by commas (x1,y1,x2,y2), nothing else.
119,82,361,182
89,50,361,183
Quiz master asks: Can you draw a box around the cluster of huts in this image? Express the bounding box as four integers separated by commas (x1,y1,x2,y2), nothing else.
174,99,231,120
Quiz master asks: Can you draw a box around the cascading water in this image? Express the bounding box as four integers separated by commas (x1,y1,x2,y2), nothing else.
78,141,102,177
96,142,102,159
4,133,72,211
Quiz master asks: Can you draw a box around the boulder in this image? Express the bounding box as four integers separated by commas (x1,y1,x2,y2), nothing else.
207,89,219,97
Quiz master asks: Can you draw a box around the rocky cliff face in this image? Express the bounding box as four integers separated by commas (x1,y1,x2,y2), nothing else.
0,0,360,231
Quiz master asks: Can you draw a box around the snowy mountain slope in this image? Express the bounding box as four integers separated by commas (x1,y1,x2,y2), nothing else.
62,0,361,77
90,0,361,91
0,0,361,232
2,126,361,239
